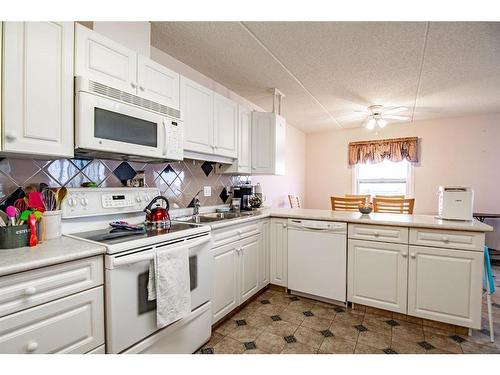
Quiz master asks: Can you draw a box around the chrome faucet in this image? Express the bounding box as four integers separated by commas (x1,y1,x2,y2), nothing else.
193,190,202,217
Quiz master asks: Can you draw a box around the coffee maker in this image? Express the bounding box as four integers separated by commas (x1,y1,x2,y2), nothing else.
230,184,254,211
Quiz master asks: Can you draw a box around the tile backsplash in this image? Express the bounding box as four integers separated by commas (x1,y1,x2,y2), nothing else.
0,158,250,209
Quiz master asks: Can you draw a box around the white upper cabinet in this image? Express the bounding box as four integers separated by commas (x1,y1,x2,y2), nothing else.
213,93,237,158
75,24,180,110
180,76,214,155
252,112,286,175
75,23,137,94
2,22,74,158
137,55,180,109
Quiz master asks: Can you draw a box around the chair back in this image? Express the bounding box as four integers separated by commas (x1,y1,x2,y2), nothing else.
373,197,415,214
375,195,405,199
331,196,367,211
288,194,301,208
345,194,371,203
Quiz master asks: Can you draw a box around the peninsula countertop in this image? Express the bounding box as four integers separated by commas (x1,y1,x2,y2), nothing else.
207,208,494,232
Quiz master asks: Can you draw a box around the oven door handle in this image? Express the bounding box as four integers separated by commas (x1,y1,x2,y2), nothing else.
111,251,155,268
109,235,211,269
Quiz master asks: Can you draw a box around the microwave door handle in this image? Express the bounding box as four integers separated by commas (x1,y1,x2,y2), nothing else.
162,119,168,156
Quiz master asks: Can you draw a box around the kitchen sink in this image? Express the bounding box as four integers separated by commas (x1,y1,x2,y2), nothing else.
174,211,260,224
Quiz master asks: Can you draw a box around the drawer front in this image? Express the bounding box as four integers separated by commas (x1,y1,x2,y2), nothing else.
212,221,260,248
409,228,484,251
348,224,408,244
0,256,103,317
0,287,104,354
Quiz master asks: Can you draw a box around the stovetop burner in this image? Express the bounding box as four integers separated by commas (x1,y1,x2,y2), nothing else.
73,222,200,245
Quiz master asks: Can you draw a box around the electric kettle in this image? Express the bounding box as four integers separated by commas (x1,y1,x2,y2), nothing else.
144,196,170,229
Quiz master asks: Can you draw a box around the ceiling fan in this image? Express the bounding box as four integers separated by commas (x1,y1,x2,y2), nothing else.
359,105,410,129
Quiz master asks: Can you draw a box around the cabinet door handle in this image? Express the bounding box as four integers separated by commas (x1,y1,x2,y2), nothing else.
401,252,408,258
131,82,137,89
282,223,287,228
26,341,38,353
373,231,379,237
410,253,416,259
442,236,449,243
24,286,37,296
162,120,168,156
5,132,17,142
139,86,145,91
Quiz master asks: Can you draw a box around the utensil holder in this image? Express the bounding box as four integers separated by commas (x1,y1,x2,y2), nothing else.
0,223,41,249
43,210,62,240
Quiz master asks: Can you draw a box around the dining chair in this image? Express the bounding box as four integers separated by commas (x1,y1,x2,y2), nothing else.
375,195,405,199
330,196,367,211
373,197,415,214
345,194,371,203
288,194,301,208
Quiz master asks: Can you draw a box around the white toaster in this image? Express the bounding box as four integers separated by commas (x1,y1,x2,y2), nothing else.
438,186,474,221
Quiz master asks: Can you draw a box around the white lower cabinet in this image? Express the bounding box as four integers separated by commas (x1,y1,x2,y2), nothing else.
239,236,260,303
270,218,288,287
211,221,269,323
259,220,271,287
211,242,239,323
0,287,104,354
348,239,408,313
407,245,483,329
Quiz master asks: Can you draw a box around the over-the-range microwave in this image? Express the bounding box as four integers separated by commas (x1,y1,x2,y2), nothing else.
75,76,183,162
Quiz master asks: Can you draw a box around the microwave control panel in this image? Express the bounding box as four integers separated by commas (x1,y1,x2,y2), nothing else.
164,118,184,161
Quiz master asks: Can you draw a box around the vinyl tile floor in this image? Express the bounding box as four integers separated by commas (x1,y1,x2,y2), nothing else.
198,266,500,354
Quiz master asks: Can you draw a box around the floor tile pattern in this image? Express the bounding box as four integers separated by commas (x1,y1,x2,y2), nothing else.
199,266,500,354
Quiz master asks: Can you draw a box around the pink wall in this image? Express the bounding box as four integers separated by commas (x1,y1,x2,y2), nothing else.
305,113,500,214
151,47,307,208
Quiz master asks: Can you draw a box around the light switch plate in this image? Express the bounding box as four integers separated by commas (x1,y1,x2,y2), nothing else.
204,186,211,197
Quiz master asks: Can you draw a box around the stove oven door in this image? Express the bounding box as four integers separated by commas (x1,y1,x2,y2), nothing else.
104,233,212,353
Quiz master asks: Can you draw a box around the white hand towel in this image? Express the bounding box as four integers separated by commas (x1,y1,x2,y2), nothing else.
147,245,191,328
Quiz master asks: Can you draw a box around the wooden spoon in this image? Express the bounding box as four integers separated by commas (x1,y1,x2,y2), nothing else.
56,187,67,210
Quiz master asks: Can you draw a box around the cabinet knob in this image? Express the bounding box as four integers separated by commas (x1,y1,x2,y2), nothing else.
139,86,145,91
131,82,137,89
26,341,38,353
237,231,242,236
373,231,379,237
24,286,37,296
410,253,416,259
5,132,16,142
401,252,408,258
442,236,449,243
282,223,287,228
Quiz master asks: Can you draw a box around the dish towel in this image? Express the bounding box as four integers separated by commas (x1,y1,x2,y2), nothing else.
484,246,496,294
147,245,191,328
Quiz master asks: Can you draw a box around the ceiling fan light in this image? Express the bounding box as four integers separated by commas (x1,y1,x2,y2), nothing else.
366,118,375,130
377,119,388,128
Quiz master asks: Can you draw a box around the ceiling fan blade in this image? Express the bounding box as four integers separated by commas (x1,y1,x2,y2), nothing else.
382,106,408,115
383,115,410,121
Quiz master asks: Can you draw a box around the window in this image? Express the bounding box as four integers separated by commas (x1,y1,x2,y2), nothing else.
354,159,412,197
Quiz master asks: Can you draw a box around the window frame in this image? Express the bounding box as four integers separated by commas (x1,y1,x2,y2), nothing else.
352,160,414,197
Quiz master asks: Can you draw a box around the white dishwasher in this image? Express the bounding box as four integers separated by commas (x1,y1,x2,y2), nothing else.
287,219,347,303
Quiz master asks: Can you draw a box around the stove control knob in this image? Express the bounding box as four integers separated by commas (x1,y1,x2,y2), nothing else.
136,196,142,203
144,195,150,202
68,197,77,206
80,198,89,206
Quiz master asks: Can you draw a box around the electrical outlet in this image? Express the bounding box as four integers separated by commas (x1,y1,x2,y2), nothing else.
203,186,211,197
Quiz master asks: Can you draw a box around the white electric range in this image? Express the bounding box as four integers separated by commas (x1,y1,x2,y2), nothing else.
61,187,213,354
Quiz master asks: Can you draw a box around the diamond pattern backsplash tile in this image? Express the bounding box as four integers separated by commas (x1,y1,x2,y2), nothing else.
0,157,248,209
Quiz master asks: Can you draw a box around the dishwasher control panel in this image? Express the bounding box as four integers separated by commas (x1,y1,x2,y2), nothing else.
287,219,347,233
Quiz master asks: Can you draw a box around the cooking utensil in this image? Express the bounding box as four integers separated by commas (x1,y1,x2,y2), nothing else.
18,210,33,225
28,214,38,247
5,206,17,226
28,192,45,211
56,187,67,210
42,189,57,211
144,196,170,229
14,198,28,213
0,210,8,226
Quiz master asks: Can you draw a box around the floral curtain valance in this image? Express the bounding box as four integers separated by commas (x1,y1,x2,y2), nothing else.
348,137,418,165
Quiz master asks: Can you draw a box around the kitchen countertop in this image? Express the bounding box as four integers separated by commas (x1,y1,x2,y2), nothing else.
0,236,106,277
208,208,493,232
